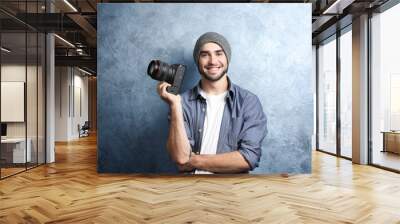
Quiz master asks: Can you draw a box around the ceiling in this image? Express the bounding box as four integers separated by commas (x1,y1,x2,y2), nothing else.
0,0,393,74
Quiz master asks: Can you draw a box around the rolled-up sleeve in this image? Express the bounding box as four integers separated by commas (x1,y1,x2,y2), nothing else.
237,95,268,170
182,108,195,149
167,106,195,149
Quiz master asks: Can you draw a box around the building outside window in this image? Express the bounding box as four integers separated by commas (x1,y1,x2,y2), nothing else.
318,36,337,155
371,3,400,171
339,28,352,159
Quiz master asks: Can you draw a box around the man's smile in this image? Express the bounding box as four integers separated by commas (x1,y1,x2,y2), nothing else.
205,66,222,73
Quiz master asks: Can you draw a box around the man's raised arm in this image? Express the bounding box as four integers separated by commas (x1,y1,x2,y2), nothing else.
157,82,191,166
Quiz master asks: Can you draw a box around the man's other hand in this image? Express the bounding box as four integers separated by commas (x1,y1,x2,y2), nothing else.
177,162,194,173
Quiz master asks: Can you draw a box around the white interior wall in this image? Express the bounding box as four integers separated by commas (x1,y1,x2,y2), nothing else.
55,67,89,141
55,67,70,141
1,65,37,138
1,64,45,164
72,73,89,138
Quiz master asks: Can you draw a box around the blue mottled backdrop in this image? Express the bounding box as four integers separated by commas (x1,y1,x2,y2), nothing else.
98,3,312,174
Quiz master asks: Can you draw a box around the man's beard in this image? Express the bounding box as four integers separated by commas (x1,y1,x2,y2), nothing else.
200,66,228,82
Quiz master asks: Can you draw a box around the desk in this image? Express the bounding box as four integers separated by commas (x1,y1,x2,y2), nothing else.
381,131,400,154
1,138,31,163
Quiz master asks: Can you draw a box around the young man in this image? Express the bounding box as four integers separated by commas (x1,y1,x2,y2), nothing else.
157,32,267,174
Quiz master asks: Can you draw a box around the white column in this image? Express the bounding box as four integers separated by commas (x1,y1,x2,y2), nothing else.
352,14,369,164
45,1,55,163
46,33,55,163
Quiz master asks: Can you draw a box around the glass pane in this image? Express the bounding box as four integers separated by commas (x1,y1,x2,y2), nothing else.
25,0,39,169
38,32,45,165
27,31,38,169
340,29,352,158
1,31,27,178
312,46,317,150
371,3,400,171
318,37,337,154
0,1,46,178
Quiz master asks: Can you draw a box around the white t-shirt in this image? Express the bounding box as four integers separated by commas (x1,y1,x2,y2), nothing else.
195,88,227,174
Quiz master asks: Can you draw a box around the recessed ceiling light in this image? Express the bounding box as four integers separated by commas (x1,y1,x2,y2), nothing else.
1,47,11,53
54,34,75,48
323,0,354,15
63,0,78,12
78,67,93,76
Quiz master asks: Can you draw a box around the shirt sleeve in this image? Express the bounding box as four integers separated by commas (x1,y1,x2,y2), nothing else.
168,105,195,150
237,95,268,170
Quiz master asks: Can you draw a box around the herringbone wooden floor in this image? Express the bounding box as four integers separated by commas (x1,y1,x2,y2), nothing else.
1,134,400,224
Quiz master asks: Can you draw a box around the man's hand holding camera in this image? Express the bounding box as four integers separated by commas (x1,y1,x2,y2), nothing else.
157,82,181,107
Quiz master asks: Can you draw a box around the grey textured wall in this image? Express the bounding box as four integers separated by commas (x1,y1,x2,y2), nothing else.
98,3,313,174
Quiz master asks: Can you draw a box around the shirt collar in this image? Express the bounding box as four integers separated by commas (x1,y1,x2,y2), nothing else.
189,76,235,102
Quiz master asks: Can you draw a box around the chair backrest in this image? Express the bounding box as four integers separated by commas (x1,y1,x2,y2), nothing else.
82,121,90,129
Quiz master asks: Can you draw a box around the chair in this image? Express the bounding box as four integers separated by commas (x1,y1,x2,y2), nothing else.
78,121,90,138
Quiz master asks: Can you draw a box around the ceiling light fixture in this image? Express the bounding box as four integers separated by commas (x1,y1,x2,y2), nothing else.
1,47,11,53
63,0,78,12
76,48,86,56
78,67,92,76
322,0,355,15
54,34,75,48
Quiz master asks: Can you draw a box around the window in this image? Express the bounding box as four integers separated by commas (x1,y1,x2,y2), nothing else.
0,1,47,179
318,36,337,154
371,2,400,171
340,28,352,158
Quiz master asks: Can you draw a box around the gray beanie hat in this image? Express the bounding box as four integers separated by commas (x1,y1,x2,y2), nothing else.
193,32,231,66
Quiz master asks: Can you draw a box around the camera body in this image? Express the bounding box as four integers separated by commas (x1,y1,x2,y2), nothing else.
147,60,186,95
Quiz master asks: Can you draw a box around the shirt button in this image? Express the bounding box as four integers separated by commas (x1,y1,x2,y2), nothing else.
202,108,205,112
198,129,202,132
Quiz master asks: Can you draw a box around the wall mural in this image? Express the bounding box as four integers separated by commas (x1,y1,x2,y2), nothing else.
98,3,313,174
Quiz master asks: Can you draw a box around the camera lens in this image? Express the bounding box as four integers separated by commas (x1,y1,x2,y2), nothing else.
147,60,176,84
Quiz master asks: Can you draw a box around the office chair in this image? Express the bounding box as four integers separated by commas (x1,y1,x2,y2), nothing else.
79,121,90,138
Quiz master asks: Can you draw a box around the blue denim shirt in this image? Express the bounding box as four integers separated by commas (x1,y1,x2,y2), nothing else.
180,78,268,170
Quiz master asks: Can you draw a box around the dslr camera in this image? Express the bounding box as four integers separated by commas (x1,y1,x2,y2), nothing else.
147,60,186,95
